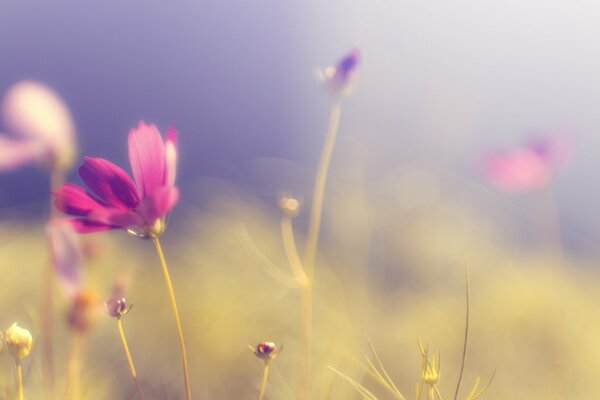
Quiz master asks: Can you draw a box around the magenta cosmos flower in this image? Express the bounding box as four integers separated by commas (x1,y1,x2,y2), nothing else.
54,121,178,237
480,134,573,193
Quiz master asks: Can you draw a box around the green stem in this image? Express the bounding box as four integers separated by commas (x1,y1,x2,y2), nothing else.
152,237,192,400
117,319,145,400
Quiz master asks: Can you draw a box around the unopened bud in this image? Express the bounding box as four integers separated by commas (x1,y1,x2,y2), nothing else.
253,341,279,361
278,195,300,218
4,323,32,360
105,297,132,319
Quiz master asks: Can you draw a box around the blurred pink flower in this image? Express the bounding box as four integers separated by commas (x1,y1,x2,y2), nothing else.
47,220,84,299
53,121,179,236
480,135,574,192
317,48,361,96
0,81,76,171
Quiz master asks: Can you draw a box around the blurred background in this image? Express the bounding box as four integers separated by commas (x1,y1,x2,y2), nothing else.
1,1,600,399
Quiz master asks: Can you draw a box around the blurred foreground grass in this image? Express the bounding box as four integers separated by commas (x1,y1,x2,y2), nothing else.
0,166,599,400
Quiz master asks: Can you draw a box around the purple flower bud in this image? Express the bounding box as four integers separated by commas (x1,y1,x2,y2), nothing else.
106,297,131,319
254,341,278,360
319,48,361,96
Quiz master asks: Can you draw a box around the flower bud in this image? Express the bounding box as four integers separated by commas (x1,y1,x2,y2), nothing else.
253,341,279,360
105,297,132,319
317,48,361,96
278,195,300,218
4,323,32,360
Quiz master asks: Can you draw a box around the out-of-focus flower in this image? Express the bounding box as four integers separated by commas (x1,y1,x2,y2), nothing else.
0,81,76,171
252,341,279,361
53,121,179,237
480,134,574,193
47,220,84,299
3,323,33,360
316,48,361,96
68,288,100,333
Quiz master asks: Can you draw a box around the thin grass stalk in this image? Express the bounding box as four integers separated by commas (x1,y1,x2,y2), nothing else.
453,257,470,400
152,237,191,400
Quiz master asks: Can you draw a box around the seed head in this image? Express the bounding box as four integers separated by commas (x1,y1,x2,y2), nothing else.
4,323,32,360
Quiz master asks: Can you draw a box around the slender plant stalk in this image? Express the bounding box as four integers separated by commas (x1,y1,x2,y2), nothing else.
257,361,270,400
152,237,191,400
299,101,342,400
280,217,308,286
16,360,23,400
65,332,84,400
117,319,145,400
41,169,65,400
453,256,470,400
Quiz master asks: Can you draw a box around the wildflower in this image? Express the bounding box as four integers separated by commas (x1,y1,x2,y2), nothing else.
317,48,361,96
480,134,573,192
278,194,301,218
53,121,179,237
253,341,279,361
4,323,33,360
0,81,76,171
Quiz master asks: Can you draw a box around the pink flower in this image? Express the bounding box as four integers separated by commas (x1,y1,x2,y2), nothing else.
0,81,76,171
317,48,361,96
480,134,573,192
53,121,179,237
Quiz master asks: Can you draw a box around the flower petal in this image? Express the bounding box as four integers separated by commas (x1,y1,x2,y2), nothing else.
128,121,166,197
47,221,83,298
79,157,140,209
68,219,116,233
165,124,178,186
481,150,549,192
0,136,47,171
53,183,107,217
137,185,179,223
88,207,144,229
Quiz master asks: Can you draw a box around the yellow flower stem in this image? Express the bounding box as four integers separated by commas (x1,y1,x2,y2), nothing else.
16,359,23,400
117,319,145,400
257,361,270,400
299,101,342,400
428,386,435,400
152,237,192,400
41,168,65,400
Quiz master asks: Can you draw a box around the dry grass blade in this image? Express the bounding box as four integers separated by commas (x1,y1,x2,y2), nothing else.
235,225,299,288
366,336,407,400
466,370,496,400
328,365,380,400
